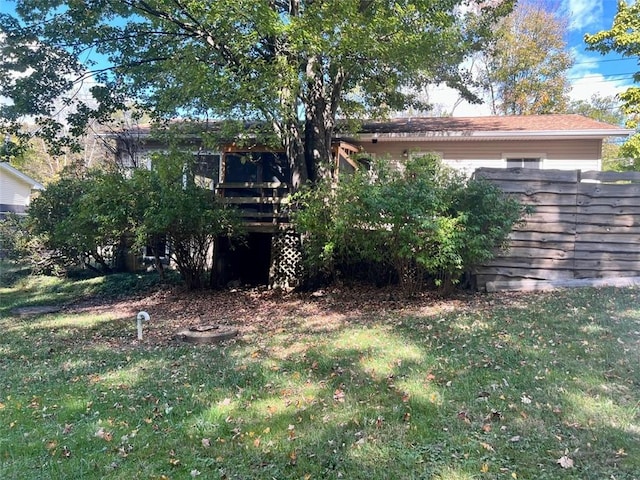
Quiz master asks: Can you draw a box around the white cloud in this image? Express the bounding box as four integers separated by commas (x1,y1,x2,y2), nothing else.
568,49,632,102
569,74,628,102
562,0,604,31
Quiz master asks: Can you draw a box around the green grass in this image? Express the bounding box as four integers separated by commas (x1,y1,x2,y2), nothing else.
1,275,639,479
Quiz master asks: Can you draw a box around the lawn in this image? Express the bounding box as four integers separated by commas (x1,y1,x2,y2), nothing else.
1,269,639,479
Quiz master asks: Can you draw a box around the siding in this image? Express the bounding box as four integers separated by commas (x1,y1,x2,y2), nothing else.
359,138,602,173
0,169,33,210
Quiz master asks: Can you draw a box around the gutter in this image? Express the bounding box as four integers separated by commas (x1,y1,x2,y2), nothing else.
341,128,634,142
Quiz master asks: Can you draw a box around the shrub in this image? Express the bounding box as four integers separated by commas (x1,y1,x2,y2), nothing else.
28,167,132,274
292,154,527,293
129,151,244,289
27,154,244,289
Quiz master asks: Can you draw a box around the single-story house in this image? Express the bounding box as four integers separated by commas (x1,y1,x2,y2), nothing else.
106,114,632,286
112,114,632,180
339,114,632,175
0,162,45,219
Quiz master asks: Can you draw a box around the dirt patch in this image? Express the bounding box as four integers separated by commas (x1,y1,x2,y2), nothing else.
63,284,487,347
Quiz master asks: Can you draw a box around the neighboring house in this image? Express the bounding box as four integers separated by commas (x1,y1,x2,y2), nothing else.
0,162,44,219
339,114,632,175
107,114,631,287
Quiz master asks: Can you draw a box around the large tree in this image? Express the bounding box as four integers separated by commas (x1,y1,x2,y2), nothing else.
586,1,640,167
479,0,573,115
1,0,512,184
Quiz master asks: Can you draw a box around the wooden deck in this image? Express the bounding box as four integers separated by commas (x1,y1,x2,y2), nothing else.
217,181,291,232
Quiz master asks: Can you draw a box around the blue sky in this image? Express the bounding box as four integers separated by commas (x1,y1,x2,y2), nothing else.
566,0,637,101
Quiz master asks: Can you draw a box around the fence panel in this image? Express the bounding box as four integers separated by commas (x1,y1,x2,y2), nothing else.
474,168,640,291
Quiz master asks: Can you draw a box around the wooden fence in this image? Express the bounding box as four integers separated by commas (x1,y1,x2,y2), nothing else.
474,168,640,292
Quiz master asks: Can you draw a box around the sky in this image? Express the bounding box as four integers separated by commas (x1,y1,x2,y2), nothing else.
0,0,637,118
447,0,638,115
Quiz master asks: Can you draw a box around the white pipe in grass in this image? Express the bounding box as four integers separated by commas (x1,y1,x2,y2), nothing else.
136,311,150,340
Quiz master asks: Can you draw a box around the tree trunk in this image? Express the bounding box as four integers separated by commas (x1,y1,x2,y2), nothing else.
281,120,309,190
304,115,334,183
302,55,339,183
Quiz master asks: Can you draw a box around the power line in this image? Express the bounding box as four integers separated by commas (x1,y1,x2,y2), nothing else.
572,57,638,66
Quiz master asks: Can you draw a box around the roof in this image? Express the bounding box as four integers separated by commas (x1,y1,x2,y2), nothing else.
341,114,633,142
0,162,45,190
105,114,633,143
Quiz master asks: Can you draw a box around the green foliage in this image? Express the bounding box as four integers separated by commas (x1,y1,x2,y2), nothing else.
0,215,28,262
28,168,133,274
129,151,244,289
1,0,513,182
27,155,244,289
293,155,526,292
585,2,640,167
480,1,573,115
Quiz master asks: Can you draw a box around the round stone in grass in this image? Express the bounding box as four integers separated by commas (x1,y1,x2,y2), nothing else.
175,325,238,344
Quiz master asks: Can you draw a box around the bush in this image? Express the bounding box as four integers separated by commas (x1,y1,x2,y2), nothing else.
292,154,527,293
26,154,244,289
130,151,244,289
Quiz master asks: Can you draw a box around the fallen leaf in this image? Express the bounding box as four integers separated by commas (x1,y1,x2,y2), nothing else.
457,411,471,423
484,410,503,422
480,441,495,452
95,428,113,442
557,455,574,468
481,463,489,473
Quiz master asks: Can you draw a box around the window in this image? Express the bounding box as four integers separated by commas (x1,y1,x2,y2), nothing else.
506,157,541,169
193,152,221,189
145,236,167,258
224,152,289,184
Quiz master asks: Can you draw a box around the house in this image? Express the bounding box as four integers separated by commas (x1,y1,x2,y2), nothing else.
0,162,45,219
108,114,631,287
340,114,632,175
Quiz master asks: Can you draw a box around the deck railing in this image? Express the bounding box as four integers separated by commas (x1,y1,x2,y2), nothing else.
216,182,290,231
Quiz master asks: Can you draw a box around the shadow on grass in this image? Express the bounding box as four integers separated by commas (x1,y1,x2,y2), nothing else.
1,285,639,479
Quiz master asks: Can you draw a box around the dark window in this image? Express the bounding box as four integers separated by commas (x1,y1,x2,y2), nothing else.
506,158,541,169
145,236,167,258
193,153,220,188
263,152,290,184
224,152,289,184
